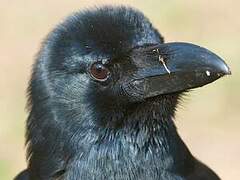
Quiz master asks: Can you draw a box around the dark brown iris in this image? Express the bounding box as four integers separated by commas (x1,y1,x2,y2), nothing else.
90,62,110,81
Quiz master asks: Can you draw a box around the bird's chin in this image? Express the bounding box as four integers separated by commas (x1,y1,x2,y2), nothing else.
144,90,186,101
127,90,185,110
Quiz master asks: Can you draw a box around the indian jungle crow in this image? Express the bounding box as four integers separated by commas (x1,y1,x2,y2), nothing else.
15,6,231,180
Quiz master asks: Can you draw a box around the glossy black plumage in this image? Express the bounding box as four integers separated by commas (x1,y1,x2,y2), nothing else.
15,6,230,180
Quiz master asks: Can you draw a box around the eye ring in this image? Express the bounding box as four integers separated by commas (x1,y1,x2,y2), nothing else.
89,62,110,82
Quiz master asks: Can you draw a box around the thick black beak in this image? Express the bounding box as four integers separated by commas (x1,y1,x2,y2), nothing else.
127,42,231,99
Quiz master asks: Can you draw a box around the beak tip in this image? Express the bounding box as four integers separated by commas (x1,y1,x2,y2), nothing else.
226,67,232,75
220,62,231,76
226,69,231,75
212,57,231,76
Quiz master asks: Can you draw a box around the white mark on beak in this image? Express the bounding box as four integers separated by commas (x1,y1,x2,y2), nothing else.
206,70,211,76
155,49,171,74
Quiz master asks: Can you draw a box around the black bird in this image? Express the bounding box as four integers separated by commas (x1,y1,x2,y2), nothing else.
15,6,230,180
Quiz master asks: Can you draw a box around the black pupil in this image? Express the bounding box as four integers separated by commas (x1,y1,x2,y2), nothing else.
90,63,109,80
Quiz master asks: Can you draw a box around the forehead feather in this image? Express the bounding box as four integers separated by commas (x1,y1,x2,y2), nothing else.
53,6,163,55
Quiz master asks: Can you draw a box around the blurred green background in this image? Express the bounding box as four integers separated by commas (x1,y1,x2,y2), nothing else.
0,0,239,179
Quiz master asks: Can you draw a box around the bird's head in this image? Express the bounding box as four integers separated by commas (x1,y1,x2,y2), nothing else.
30,6,230,128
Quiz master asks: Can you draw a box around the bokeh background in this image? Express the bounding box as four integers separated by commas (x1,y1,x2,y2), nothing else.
1,0,239,179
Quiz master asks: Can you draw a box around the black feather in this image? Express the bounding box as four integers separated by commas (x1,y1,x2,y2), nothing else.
16,6,220,180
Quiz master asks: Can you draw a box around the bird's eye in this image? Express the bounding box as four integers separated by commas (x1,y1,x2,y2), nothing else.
89,62,110,81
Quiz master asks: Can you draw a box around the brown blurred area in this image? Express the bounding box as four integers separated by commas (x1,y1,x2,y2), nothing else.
0,0,239,179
